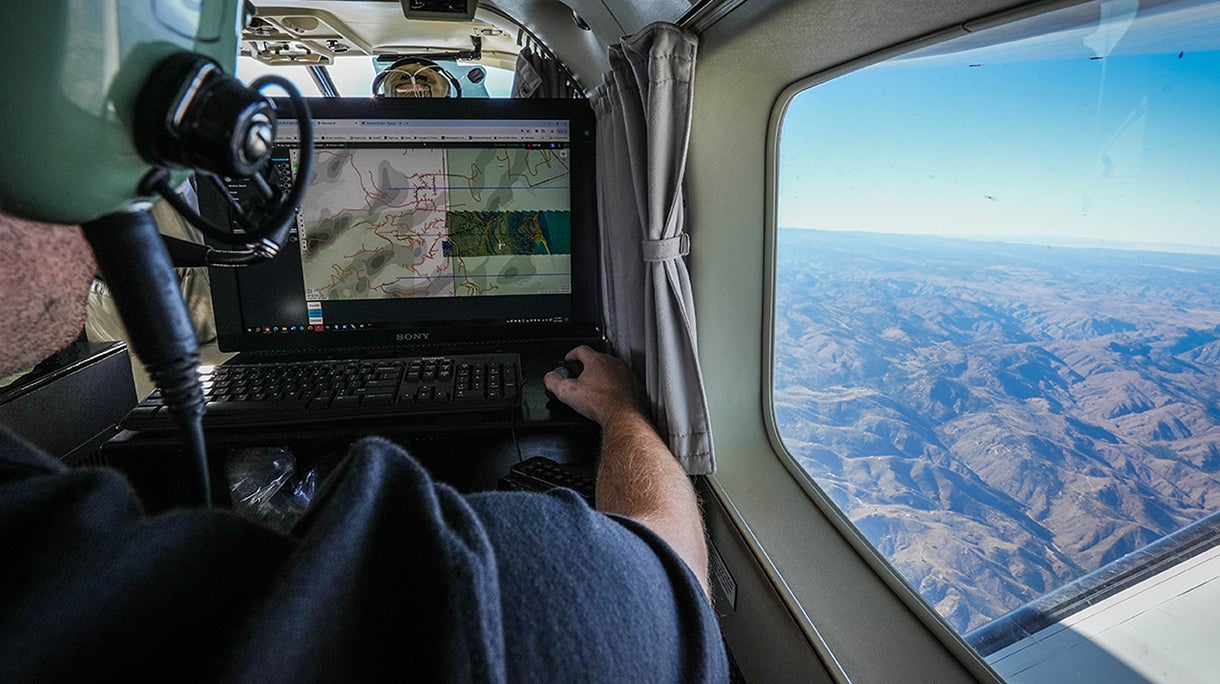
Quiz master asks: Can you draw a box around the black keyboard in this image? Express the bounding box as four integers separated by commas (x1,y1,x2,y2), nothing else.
498,456,596,503
123,353,522,430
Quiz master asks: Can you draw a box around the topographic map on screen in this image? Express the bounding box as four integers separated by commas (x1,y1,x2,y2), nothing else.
295,146,572,301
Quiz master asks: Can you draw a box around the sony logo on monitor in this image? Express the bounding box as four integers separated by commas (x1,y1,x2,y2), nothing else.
395,332,431,341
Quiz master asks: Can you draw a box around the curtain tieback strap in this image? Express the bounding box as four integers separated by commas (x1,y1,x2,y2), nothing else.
641,232,690,262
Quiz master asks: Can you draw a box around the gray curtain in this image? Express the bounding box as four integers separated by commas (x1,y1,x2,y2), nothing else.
512,45,577,98
591,23,714,474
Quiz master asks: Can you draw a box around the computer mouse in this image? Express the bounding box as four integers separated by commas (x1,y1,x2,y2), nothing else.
551,359,584,379
545,359,584,402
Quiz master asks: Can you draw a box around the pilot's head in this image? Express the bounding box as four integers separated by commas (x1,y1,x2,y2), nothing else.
378,58,454,98
0,215,96,377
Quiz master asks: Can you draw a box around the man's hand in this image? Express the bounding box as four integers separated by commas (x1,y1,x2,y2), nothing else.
543,345,711,597
542,345,645,427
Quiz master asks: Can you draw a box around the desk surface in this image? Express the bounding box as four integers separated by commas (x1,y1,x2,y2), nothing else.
102,340,602,513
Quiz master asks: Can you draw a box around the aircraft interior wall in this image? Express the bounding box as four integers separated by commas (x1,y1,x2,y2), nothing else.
685,0,1056,681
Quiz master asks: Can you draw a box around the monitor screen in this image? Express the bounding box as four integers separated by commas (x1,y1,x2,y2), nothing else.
202,97,599,353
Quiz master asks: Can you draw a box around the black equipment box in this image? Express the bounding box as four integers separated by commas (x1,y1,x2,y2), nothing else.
0,340,136,464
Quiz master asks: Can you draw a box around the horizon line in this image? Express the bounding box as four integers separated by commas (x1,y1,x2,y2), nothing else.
778,226,1220,257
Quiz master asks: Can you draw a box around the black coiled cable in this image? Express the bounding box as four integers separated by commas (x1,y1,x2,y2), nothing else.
83,209,211,506
142,74,314,261
86,73,314,507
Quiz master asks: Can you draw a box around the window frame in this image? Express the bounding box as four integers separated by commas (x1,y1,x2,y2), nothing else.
762,66,999,682
754,0,1141,678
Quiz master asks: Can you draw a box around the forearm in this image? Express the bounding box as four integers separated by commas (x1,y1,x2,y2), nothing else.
595,409,709,596
541,346,711,595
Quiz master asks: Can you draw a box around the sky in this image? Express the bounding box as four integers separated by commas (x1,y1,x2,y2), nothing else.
777,2,1220,252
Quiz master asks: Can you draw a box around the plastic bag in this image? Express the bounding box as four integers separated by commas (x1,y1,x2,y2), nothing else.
225,447,317,531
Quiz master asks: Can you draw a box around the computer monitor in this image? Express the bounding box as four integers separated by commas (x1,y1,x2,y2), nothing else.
201,97,599,353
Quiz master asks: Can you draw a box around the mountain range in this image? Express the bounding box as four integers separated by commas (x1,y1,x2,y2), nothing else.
772,228,1220,632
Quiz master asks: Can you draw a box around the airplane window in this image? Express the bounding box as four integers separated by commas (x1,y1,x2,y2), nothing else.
236,57,515,97
773,0,1220,678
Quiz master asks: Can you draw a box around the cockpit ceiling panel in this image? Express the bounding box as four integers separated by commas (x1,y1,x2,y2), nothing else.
245,2,521,63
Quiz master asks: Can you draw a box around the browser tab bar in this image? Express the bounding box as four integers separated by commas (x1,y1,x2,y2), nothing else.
276,118,570,144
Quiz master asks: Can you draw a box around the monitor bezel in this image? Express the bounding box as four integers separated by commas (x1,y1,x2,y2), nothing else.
204,97,600,354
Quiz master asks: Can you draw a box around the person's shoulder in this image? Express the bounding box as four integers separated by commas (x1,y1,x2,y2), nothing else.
466,488,607,541
0,426,140,522
464,487,706,621
465,489,730,682
0,426,66,475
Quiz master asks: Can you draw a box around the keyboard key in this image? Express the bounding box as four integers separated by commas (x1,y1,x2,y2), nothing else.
125,353,522,429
